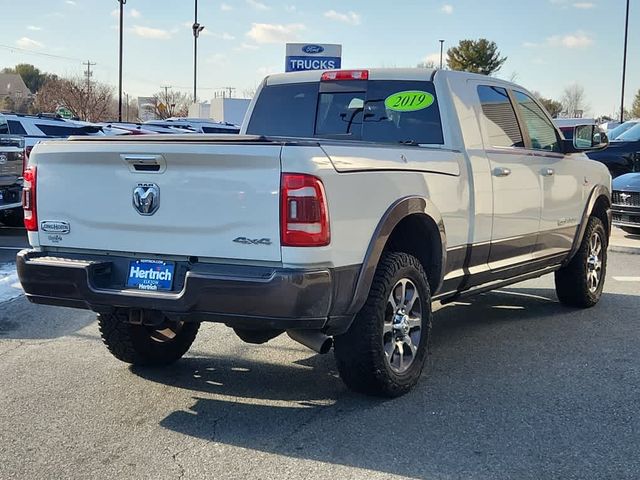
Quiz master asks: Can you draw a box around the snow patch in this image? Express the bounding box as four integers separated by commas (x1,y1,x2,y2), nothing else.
0,264,23,302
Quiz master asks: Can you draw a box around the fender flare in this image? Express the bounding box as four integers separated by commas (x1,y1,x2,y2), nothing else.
564,184,611,266
346,196,447,315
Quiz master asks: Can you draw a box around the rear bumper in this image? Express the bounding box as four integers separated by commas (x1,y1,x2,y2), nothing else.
17,250,358,334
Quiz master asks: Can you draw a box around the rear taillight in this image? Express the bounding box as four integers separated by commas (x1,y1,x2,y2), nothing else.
321,70,369,81
22,166,37,231
281,173,330,247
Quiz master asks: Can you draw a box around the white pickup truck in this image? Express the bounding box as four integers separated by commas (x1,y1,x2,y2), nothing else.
17,69,612,397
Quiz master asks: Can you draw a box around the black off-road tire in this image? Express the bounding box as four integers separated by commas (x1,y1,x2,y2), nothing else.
98,312,200,366
620,226,640,236
555,216,607,308
333,252,432,398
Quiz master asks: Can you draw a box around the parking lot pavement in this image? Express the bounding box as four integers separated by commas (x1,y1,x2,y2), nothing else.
610,226,640,254
0,250,639,480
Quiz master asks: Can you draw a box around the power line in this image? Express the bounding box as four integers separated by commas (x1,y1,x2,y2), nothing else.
0,44,84,63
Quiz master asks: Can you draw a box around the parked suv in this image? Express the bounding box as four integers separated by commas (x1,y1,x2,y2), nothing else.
0,135,25,226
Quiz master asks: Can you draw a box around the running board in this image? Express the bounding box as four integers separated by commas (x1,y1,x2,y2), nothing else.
439,265,561,304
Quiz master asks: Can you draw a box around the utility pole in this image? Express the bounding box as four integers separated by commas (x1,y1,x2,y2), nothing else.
192,0,205,102
620,0,630,123
117,0,127,122
160,85,172,117
439,40,445,69
83,60,96,121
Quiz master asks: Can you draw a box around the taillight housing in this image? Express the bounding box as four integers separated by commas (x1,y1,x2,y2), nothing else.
321,70,369,81
23,146,33,175
22,166,37,231
281,173,330,247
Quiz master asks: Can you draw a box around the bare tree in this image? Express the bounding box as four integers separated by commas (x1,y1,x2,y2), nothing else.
33,76,115,121
152,89,192,119
417,60,437,69
561,84,589,118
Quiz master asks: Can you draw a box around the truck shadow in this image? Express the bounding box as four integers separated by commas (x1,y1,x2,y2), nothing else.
130,287,640,479
0,296,95,339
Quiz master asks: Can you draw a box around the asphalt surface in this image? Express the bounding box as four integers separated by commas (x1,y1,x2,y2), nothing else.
0,228,639,479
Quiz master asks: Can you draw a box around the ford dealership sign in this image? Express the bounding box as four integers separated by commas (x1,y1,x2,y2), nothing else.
286,43,342,72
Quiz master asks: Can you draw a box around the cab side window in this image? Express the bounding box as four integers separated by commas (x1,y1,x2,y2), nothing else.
513,91,561,152
477,85,524,148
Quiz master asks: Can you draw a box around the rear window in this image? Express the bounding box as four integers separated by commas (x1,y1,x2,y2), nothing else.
36,124,90,137
247,80,444,145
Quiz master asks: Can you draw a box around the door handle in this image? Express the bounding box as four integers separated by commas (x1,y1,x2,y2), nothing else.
493,167,512,177
541,168,555,177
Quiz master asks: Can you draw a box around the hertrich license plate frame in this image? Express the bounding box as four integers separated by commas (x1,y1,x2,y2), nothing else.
126,259,176,291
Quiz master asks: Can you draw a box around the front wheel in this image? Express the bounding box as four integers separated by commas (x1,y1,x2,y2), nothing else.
555,216,607,308
98,313,200,366
334,252,432,397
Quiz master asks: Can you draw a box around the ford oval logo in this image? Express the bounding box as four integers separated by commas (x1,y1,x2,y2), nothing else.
302,44,324,54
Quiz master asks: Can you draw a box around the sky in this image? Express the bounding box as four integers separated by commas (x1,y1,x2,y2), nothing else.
1,0,638,117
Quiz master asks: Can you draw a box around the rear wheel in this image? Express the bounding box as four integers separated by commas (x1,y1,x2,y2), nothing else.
620,226,640,235
555,216,607,308
334,252,432,397
98,312,200,366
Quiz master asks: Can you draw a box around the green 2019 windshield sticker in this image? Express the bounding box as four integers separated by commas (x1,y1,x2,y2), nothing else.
384,91,435,112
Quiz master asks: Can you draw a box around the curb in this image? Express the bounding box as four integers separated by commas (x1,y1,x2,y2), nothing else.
609,244,640,255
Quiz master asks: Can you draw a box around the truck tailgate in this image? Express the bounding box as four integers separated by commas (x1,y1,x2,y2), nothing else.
33,140,283,262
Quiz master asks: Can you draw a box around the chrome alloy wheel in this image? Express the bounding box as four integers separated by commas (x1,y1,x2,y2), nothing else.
384,278,423,374
586,231,604,293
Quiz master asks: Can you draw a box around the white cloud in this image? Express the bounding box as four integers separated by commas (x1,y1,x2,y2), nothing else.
207,53,227,65
440,4,454,14
220,3,233,11
257,65,278,75
547,31,593,48
573,2,595,8
129,25,172,40
324,10,361,25
15,37,43,49
65,0,76,5
236,43,260,51
246,23,304,44
523,41,539,48
246,0,269,10
285,5,296,12
422,53,442,65
111,8,142,18
27,25,42,31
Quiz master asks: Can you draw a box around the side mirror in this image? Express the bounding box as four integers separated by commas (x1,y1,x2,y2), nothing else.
566,124,609,152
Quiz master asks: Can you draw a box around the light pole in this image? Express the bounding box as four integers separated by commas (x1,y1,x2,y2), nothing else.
620,0,630,123
117,0,126,122
439,39,445,69
192,0,205,103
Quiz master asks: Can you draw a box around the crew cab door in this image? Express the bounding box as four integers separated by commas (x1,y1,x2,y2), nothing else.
475,84,542,269
510,90,583,258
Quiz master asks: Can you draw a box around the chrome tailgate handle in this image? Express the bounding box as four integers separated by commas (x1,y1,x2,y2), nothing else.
121,154,166,173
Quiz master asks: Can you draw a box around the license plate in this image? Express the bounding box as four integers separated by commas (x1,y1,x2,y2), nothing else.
126,259,175,291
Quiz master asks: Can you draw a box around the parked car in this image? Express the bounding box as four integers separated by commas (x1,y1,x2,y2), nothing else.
18,69,611,398
587,122,640,178
606,120,639,140
0,135,25,226
554,118,596,140
612,173,640,235
144,118,240,134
